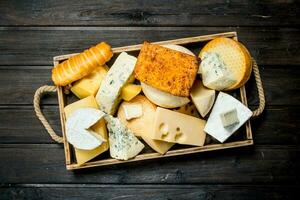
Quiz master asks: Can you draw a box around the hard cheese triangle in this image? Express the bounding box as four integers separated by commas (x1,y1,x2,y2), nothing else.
204,92,252,143
105,115,144,160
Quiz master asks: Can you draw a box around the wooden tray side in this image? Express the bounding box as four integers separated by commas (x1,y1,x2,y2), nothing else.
54,31,253,170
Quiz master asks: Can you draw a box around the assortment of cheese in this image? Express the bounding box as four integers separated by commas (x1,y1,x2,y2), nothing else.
52,37,253,165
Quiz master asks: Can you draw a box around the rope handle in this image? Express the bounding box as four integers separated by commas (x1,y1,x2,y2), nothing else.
250,58,265,118
33,85,63,143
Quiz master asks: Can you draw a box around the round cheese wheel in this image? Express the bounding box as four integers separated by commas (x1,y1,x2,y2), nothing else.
199,37,252,90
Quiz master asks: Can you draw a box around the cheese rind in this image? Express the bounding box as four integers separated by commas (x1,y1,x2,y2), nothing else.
96,52,137,114
190,80,215,117
204,92,252,143
151,107,206,146
105,115,144,160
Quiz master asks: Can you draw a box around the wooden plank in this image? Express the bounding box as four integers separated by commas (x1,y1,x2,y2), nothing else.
0,66,298,106
0,27,299,66
1,106,298,145
0,0,298,26
0,144,298,184
0,184,298,200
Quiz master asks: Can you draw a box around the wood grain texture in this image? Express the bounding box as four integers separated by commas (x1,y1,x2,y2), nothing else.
0,144,298,184
0,27,299,66
0,184,299,200
0,0,299,26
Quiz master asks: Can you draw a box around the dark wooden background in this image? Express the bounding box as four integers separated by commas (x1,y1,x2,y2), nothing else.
0,0,299,199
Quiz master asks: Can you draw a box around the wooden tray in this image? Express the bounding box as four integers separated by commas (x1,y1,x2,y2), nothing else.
49,31,263,170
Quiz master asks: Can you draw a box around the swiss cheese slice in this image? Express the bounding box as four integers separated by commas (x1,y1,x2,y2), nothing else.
150,107,206,146
199,37,252,90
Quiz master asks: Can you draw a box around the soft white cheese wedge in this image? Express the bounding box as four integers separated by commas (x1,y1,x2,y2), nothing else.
123,104,143,120
200,52,237,90
96,52,137,115
66,108,106,150
105,115,144,160
204,92,252,143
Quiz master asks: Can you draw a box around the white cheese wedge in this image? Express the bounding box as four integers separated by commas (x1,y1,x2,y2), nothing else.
66,108,106,150
105,115,144,160
141,82,190,108
200,52,237,90
220,108,239,127
190,80,215,118
204,92,252,143
123,104,143,120
96,52,137,115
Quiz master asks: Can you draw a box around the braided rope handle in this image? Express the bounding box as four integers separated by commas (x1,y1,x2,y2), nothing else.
33,85,63,143
251,58,265,117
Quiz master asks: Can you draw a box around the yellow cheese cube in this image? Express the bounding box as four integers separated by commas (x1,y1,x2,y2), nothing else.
63,96,108,165
71,65,108,99
121,84,142,101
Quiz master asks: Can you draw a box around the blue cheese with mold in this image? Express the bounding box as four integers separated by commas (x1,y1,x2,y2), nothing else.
96,52,137,115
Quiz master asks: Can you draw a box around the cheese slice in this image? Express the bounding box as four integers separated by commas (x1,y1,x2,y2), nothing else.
121,84,142,101
117,95,174,154
105,115,144,160
71,65,108,99
190,80,215,117
150,107,206,146
123,104,143,120
204,92,252,143
64,96,109,165
96,52,137,114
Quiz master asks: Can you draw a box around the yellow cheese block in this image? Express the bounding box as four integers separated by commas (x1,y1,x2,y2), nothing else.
71,65,109,99
199,37,252,90
173,102,200,118
150,107,206,146
117,95,174,154
121,84,142,101
63,96,108,165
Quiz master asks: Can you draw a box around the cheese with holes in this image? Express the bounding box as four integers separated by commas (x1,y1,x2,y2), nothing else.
96,52,137,114
121,84,142,101
204,92,252,143
105,115,144,160
173,103,200,118
190,80,215,117
64,96,109,165
71,65,108,99
150,107,206,146
123,104,143,120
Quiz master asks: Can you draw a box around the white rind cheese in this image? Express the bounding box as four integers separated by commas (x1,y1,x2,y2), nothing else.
105,115,144,160
200,52,237,90
96,52,137,115
204,92,252,143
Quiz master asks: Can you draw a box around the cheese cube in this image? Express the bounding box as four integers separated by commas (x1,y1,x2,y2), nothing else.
123,104,143,120
71,65,108,99
204,92,252,143
220,108,239,127
150,107,206,146
121,84,142,101
190,80,215,117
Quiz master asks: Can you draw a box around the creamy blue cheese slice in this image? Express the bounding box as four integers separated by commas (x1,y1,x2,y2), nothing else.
105,115,144,160
200,52,237,90
204,92,252,143
96,52,137,115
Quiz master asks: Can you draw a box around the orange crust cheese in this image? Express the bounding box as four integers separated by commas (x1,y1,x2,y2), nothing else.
134,42,199,97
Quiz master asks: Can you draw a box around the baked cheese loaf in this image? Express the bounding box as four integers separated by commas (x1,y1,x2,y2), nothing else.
134,42,198,97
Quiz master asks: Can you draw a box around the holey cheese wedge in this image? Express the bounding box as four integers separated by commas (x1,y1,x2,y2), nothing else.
66,108,106,150
199,37,252,90
105,115,144,160
96,52,137,115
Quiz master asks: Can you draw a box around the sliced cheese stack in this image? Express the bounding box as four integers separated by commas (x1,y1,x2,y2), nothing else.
199,37,252,90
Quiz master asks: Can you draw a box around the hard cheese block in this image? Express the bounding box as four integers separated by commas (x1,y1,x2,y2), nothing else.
63,96,108,165
71,65,108,99
204,92,252,143
96,52,137,115
151,107,206,146
121,84,142,101
190,80,215,118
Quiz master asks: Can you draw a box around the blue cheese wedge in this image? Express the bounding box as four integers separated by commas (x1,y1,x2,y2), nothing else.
204,92,252,143
96,52,137,115
200,52,237,90
105,115,144,160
